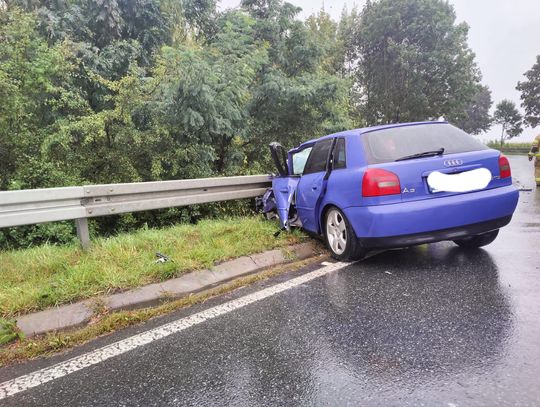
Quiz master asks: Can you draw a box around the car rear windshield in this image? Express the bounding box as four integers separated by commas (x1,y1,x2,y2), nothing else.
362,123,488,164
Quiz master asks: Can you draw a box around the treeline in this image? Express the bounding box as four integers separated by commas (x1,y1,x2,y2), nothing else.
0,0,507,248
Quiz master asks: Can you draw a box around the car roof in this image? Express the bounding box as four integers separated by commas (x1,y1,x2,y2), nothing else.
296,121,448,149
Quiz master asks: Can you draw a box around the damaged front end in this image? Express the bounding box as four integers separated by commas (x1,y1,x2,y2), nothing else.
260,142,301,230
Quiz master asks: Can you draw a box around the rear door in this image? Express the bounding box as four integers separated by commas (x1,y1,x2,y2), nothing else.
361,123,506,203
296,138,334,232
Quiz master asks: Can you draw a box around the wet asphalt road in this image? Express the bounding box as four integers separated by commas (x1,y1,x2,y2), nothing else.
1,155,539,406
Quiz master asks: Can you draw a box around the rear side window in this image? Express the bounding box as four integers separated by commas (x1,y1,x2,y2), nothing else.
333,138,346,169
303,139,333,174
362,124,488,164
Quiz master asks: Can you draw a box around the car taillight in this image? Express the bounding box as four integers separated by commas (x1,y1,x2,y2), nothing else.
498,155,511,179
362,168,401,197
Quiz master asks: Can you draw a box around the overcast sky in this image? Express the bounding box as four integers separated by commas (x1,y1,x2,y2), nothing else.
219,0,540,142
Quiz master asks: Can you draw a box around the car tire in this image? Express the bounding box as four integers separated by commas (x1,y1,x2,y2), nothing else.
323,206,366,262
453,229,499,249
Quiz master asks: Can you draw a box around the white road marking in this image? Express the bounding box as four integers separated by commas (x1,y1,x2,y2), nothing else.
0,261,350,400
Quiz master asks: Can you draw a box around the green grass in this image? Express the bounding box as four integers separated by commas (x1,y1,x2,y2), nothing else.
0,217,303,318
486,141,531,154
0,318,24,345
487,141,531,148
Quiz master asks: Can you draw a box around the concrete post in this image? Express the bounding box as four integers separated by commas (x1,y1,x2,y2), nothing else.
75,218,91,250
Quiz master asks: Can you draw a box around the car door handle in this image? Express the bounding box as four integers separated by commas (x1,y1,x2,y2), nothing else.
312,186,318,190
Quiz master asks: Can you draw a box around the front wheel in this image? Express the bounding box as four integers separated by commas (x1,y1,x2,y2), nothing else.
324,207,365,262
453,229,499,249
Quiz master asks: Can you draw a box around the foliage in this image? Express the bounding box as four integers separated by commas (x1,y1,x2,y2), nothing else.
454,84,492,135
240,1,352,165
493,100,523,146
306,10,345,75
516,55,540,128
148,11,268,175
0,8,86,190
0,319,24,345
353,0,480,125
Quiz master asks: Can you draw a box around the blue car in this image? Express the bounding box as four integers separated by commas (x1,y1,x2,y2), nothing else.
265,121,519,261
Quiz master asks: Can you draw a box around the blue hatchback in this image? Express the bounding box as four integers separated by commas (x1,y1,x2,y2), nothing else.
264,121,519,261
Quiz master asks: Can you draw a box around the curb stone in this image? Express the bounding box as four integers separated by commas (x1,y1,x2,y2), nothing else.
16,242,318,337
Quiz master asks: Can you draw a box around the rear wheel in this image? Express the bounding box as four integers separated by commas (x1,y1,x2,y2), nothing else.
453,229,499,249
324,207,365,262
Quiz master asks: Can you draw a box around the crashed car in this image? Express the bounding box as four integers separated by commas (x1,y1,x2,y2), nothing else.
263,121,519,261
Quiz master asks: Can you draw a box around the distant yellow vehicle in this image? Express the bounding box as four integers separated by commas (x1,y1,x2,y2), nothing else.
529,134,540,186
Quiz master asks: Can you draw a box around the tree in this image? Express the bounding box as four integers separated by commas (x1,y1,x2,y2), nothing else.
493,100,523,146
353,0,480,125
160,0,218,43
241,0,351,167
454,84,492,134
305,10,343,75
90,0,124,48
516,55,540,128
0,8,87,190
147,11,268,176
337,6,361,77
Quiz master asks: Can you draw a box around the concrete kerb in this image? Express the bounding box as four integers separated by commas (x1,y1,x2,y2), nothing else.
16,242,319,337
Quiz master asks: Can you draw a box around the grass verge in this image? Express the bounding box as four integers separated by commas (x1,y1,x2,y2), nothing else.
0,255,324,367
486,141,531,154
0,216,304,318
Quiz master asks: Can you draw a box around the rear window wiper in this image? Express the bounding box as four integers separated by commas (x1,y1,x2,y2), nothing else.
395,148,445,162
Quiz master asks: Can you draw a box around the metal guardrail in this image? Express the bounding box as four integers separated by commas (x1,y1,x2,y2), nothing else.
0,175,271,249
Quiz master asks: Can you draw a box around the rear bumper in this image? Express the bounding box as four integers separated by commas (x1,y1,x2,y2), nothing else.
343,185,519,245
359,216,511,249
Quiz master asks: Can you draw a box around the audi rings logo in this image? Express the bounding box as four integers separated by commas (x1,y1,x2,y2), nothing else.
443,159,463,167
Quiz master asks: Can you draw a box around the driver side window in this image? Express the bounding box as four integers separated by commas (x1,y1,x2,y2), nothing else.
292,147,312,175
303,139,333,175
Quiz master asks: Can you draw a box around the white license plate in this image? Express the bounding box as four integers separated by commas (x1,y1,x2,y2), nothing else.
427,168,492,193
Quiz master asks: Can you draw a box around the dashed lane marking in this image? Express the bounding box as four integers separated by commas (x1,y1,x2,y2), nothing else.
0,261,350,400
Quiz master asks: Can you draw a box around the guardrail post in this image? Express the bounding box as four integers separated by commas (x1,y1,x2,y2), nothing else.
75,218,91,250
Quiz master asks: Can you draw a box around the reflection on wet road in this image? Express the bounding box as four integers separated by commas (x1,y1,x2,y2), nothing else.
2,156,539,406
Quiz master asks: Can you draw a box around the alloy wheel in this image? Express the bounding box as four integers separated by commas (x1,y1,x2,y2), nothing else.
326,209,347,255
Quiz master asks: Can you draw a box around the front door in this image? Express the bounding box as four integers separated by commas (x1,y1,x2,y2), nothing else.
296,138,334,233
